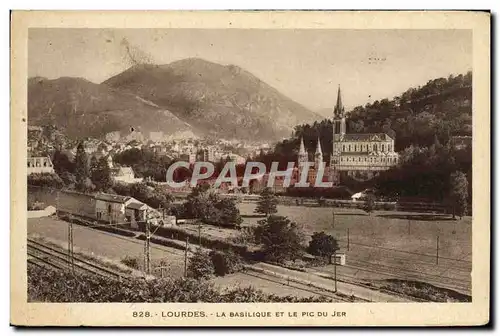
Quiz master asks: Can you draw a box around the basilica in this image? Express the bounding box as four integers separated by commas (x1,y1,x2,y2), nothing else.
298,86,400,184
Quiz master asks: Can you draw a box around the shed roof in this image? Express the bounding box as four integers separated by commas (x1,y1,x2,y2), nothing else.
95,193,131,204
126,202,147,210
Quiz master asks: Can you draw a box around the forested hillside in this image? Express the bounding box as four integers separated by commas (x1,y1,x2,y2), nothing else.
257,72,473,202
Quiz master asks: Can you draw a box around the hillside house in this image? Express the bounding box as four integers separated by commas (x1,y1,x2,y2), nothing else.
27,156,55,175
111,166,142,184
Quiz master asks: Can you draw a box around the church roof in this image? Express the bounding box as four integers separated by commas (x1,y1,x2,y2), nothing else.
335,133,393,142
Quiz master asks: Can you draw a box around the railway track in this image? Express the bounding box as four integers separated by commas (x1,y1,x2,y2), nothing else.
309,258,471,297
345,259,471,294
27,238,129,281
240,270,360,302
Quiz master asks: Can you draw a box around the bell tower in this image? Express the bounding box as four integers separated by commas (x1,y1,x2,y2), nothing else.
330,85,345,184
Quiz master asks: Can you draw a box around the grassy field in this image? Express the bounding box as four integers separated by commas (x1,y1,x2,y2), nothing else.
238,203,471,261
28,217,187,278
237,203,472,294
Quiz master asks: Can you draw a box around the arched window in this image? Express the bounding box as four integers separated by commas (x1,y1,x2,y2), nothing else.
382,144,385,152
343,145,345,151
388,144,392,152
373,144,378,151
348,145,351,152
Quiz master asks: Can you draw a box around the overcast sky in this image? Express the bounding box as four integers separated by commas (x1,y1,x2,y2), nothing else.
29,29,472,113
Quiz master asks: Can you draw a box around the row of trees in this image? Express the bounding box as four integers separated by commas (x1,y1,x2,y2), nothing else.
173,184,242,228
50,142,114,192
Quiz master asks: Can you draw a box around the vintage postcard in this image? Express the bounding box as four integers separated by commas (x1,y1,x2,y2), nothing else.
10,11,490,326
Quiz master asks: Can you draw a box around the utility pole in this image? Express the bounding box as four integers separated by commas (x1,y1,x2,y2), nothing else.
333,250,337,292
436,235,440,265
198,222,202,246
332,209,335,229
184,237,189,277
347,228,350,251
67,217,74,273
144,209,151,275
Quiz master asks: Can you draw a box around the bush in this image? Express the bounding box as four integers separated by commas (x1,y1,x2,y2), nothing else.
121,256,140,270
27,264,334,302
27,172,64,189
136,222,249,258
210,250,243,276
184,185,242,228
307,232,339,264
187,249,214,280
58,213,136,238
136,233,192,252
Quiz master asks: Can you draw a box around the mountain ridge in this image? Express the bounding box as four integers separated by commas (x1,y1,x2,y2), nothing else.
28,58,321,141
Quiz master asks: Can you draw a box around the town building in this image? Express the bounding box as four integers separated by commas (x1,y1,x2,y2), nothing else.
27,156,55,175
111,166,142,184
329,86,399,183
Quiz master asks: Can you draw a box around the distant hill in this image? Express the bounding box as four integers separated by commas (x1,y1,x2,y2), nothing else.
103,58,321,141
28,76,195,139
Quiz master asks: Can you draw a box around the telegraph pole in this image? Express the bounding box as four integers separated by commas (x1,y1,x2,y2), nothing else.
436,235,440,265
144,209,151,275
184,237,189,277
67,216,74,273
198,222,202,246
333,250,337,292
347,228,350,251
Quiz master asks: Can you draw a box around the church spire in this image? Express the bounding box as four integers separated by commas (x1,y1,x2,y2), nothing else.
315,137,323,155
333,85,345,118
299,136,306,155
314,137,323,170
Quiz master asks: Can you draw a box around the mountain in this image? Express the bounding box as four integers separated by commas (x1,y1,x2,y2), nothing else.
28,76,194,139
316,108,333,118
103,58,321,140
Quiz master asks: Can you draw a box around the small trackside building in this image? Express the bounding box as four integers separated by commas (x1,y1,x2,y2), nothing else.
94,192,162,229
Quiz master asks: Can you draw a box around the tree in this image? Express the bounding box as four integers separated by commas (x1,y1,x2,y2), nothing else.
255,187,278,217
209,250,243,276
74,141,90,192
27,172,64,189
187,249,214,280
448,171,469,219
254,215,304,263
184,185,242,228
52,150,74,176
307,232,339,264
91,157,113,191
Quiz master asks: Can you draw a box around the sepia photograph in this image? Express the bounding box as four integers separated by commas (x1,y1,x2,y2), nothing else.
10,11,490,326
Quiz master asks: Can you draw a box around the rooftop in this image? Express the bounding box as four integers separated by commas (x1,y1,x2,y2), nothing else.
95,193,131,204
126,202,147,210
335,133,394,142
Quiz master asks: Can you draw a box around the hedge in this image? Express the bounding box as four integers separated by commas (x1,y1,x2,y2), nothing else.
58,213,136,238
137,223,250,258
